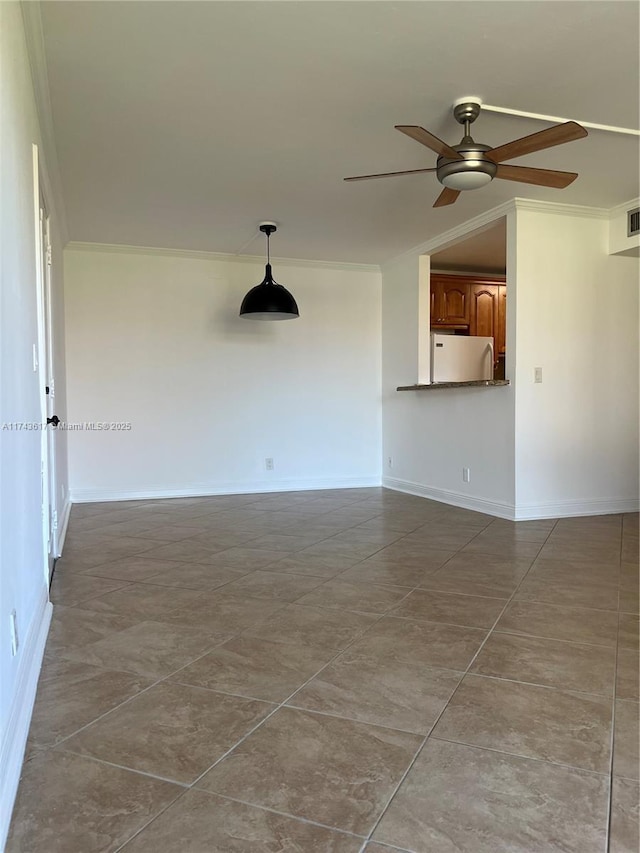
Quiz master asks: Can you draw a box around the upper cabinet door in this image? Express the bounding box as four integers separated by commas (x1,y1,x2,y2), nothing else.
469,285,499,338
497,285,507,356
431,277,470,326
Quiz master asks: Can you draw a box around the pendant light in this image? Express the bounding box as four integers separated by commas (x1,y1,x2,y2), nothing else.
239,222,299,320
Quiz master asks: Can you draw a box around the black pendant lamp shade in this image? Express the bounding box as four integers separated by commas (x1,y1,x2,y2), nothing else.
239,223,299,320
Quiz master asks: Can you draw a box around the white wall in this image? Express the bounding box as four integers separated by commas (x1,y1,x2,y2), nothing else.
64,247,382,500
381,218,516,517
0,2,68,843
381,200,639,520
609,197,640,257
514,207,639,517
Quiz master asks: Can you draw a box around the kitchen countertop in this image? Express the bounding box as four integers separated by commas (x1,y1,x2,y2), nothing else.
397,379,510,391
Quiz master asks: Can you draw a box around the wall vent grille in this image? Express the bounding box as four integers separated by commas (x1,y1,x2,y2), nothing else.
628,207,640,237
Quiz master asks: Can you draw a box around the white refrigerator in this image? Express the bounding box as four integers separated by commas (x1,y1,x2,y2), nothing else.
430,333,494,383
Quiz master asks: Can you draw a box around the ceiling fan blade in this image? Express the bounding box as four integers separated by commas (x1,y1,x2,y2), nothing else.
433,187,461,207
496,164,578,188
344,167,436,182
396,126,463,160
487,121,587,163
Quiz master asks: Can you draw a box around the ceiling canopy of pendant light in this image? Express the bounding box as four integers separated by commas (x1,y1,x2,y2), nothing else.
239,223,299,320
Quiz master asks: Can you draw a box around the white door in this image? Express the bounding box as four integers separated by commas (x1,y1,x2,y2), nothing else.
37,195,59,580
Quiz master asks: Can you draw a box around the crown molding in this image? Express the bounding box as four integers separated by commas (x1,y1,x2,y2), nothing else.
64,241,381,274
21,2,69,244
608,197,640,218
383,196,613,269
512,197,608,219
386,200,515,266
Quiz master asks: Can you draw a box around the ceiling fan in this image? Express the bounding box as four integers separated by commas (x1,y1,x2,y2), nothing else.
344,98,588,207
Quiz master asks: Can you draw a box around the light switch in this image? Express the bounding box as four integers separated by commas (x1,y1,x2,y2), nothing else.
534,367,543,383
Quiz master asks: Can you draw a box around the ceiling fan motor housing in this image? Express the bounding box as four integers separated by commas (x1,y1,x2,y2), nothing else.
437,142,497,190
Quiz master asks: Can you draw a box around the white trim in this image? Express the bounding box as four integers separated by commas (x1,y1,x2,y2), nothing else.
0,591,52,851
513,498,640,521
383,477,639,521
383,477,516,519
56,499,72,556
20,2,69,244
389,201,515,264
385,197,610,268
512,197,608,220
70,477,382,504
481,102,640,137
608,197,640,218
64,241,381,274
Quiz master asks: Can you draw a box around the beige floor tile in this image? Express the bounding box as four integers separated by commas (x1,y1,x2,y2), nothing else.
295,579,409,614
138,538,239,564
245,604,379,652
617,648,640,701
171,635,333,702
162,591,285,634
361,542,455,570
61,681,271,784
537,539,621,564
82,555,189,582
217,569,325,602
197,707,421,835
347,616,488,671
373,738,609,853
60,619,226,678
392,588,505,629
142,562,248,591
205,546,293,569
266,553,361,577
424,553,533,598
610,778,640,853
481,518,557,542
49,572,131,606
46,605,137,654
619,613,640,650
290,650,462,733
78,582,201,620
621,536,639,565
613,700,639,780
495,600,618,647
6,751,181,853
619,580,639,615
337,553,452,588
27,658,153,750
470,631,616,695
401,526,480,550
459,535,543,560
433,674,612,773
515,565,619,611
244,531,332,550
121,789,363,852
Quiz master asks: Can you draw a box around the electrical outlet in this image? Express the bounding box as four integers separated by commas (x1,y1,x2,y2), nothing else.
265,458,274,471
10,610,19,656
463,467,471,483
534,367,543,383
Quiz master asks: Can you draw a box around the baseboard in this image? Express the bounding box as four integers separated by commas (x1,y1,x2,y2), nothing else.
512,497,640,520
383,477,639,520
56,498,71,556
383,477,516,519
0,590,52,850
70,476,383,504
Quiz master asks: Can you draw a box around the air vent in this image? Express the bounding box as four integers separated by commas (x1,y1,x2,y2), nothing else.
628,207,640,237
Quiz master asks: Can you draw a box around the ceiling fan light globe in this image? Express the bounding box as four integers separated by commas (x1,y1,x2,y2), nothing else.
441,171,494,190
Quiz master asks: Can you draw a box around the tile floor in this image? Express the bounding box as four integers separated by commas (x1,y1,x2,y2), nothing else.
7,488,640,852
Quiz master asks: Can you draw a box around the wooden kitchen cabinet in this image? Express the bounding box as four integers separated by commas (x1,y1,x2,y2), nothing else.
430,273,506,361
430,276,471,327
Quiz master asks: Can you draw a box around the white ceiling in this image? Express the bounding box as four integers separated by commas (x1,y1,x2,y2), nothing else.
39,1,640,264
431,219,506,274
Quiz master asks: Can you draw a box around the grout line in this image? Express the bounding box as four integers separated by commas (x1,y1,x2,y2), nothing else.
359,516,560,847
54,747,190,788
605,529,624,851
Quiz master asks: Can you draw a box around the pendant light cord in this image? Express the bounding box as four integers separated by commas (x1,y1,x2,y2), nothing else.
266,231,270,265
